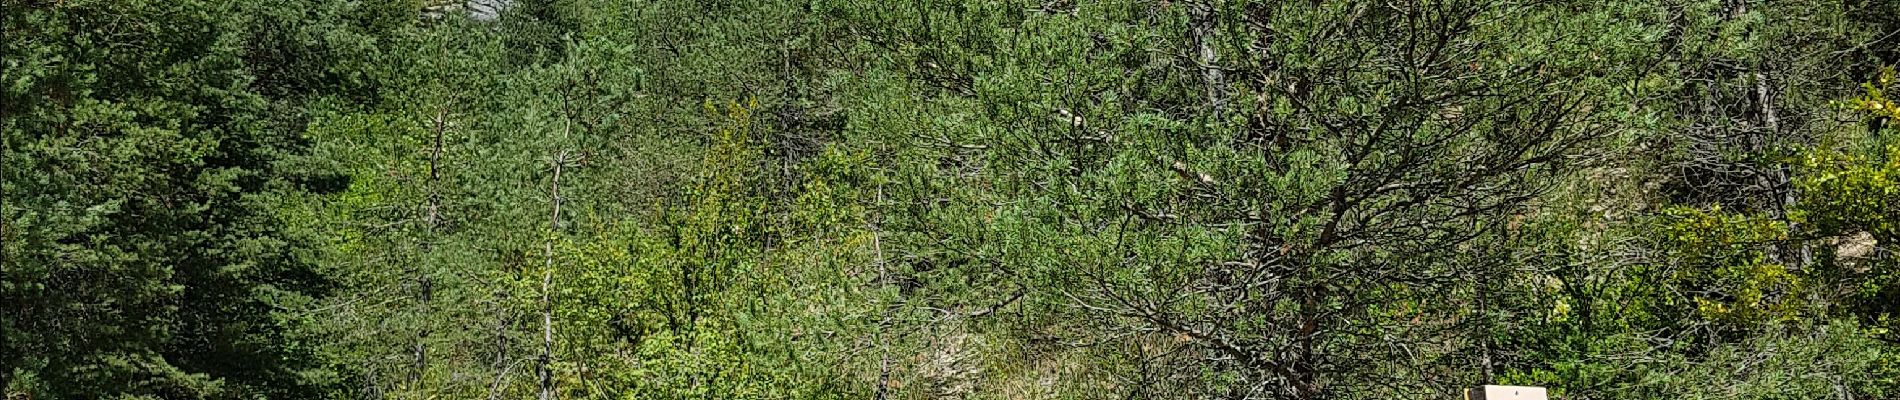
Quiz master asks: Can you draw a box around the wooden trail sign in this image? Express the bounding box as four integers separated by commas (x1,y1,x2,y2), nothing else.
1464,385,1547,400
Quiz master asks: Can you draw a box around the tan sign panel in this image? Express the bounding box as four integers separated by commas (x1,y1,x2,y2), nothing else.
1464,385,1547,400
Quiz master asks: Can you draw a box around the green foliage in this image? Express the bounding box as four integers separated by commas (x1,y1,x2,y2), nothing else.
0,0,407,397
11,0,1900,399
1655,205,1807,327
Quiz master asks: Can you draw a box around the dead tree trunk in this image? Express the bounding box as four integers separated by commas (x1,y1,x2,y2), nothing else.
872,184,892,400
1189,1,1227,116
538,149,563,400
1754,70,1812,270
538,90,574,399
414,105,448,390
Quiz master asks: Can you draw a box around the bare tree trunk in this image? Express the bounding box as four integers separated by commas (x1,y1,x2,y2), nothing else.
538,150,563,400
1188,6,1233,393
538,85,573,398
414,105,447,392
1189,1,1226,116
1754,70,1811,270
872,184,892,400
490,291,513,400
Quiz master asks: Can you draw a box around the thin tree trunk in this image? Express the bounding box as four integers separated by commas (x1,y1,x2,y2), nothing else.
538,150,562,400
415,105,447,391
1189,1,1226,116
491,291,513,400
537,66,584,400
538,90,573,398
872,184,891,400
1755,70,1811,270
1189,6,1233,393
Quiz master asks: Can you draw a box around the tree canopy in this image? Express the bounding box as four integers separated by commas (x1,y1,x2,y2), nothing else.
5,0,1900,399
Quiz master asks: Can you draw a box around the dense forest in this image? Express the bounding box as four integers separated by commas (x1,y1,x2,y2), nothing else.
6,0,1900,399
